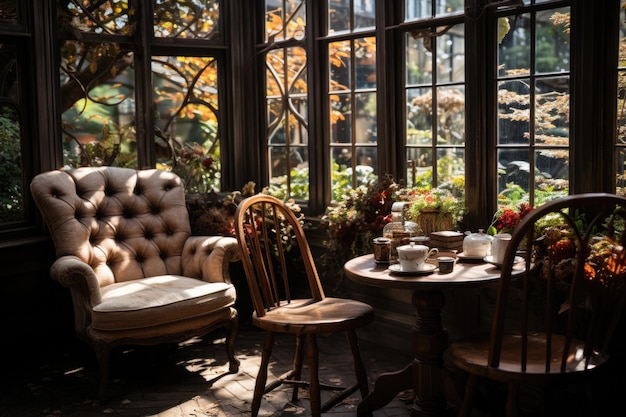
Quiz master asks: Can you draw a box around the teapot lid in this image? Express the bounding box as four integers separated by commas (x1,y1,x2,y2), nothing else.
397,241,428,251
464,229,493,242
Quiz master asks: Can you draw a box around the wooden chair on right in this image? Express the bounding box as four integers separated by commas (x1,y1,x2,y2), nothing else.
448,193,626,417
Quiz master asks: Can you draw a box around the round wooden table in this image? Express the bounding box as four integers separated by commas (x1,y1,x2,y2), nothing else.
344,254,522,417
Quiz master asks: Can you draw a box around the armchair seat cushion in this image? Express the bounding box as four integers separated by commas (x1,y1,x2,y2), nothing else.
92,276,236,331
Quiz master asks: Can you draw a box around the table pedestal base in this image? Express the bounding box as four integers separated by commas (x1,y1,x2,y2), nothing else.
357,290,455,417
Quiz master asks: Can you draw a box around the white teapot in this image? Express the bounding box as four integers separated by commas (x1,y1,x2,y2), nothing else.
463,229,493,257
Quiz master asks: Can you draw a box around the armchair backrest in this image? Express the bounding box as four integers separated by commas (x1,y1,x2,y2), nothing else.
31,167,192,287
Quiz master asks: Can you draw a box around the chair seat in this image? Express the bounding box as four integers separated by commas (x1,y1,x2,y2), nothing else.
93,275,236,331
253,297,374,334
449,332,608,384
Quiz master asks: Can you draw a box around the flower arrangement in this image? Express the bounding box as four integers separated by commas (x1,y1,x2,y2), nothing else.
529,210,626,320
534,227,626,293
405,187,464,233
487,202,533,235
323,174,399,257
321,176,465,284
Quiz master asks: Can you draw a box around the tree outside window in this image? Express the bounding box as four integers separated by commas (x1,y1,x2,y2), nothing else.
58,0,223,193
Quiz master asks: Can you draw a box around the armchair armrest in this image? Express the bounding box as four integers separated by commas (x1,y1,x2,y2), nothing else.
50,256,103,338
183,236,241,283
50,255,103,305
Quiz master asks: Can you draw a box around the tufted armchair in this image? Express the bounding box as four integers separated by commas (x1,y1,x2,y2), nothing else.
30,166,241,399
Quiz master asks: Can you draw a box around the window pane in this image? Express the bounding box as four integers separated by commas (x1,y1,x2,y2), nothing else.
153,0,219,39
407,148,433,188
356,92,376,143
498,79,530,145
535,149,568,203
62,0,132,35
152,56,221,193
498,149,531,196
329,0,350,33
408,88,434,141
437,86,464,145
407,33,433,85
498,14,531,78
330,40,351,92
354,0,375,29
437,148,465,186
535,8,570,74
535,76,569,146
0,0,17,23
406,0,431,21
266,0,306,42
60,41,138,168
355,37,376,89
330,93,352,144
437,26,464,83
436,0,464,18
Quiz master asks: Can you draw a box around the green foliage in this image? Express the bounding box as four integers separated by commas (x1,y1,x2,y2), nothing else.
0,106,23,222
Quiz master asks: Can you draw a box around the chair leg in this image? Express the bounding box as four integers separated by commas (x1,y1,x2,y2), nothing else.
505,382,518,417
252,331,275,417
225,315,240,373
307,334,321,417
291,333,306,402
457,373,478,417
346,329,369,398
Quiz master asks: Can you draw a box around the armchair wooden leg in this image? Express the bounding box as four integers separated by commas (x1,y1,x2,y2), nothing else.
252,331,275,417
94,341,110,401
307,334,321,417
226,315,240,373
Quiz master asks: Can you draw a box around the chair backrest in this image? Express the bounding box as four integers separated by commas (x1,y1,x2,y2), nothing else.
30,167,191,287
233,194,324,318
489,193,626,373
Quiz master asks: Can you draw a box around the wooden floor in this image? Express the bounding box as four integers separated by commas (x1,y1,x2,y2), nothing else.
0,323,416,417
1,322,624,417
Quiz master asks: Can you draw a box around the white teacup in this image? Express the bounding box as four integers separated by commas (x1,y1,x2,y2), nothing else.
396,243,438,272
491,233,512,264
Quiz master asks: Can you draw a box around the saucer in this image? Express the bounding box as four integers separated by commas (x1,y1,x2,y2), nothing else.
457,252,487,262
483,255,524,269
388,263,437,276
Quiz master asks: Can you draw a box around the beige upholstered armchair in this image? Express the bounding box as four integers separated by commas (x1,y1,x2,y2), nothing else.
30,167,241,399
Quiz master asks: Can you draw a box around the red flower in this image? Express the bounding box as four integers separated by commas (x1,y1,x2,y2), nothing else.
496,208,520,230
202,156,214,169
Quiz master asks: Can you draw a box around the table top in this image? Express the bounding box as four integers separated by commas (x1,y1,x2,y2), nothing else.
344,254,521,291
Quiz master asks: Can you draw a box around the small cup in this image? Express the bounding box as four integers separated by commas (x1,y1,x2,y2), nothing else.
438,256,455,274
373,237,391,264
